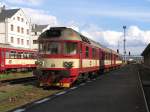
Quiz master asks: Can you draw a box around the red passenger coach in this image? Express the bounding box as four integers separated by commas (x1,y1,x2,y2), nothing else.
0,44,37,72
34,27,122,88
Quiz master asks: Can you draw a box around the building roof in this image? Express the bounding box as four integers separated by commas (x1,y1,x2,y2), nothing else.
142,43,150,56
32,24,48,32
0,8,20,22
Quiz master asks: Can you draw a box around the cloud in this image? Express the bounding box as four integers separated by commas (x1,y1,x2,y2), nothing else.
78,25,150,55
23,8,59,25
5,0,43,6
66,21,80,32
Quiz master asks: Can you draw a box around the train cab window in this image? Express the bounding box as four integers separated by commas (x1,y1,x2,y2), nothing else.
85,47,89,58
39,43,47,53
47,42,61,54
64,42,77,55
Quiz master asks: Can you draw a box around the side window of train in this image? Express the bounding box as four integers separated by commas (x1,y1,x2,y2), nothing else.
85,46,89,58
92,48,96,58
10,51,15,59
17,52,22,59
6,51,9,59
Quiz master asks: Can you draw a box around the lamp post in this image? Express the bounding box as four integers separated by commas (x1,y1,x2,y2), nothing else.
123,26,126,63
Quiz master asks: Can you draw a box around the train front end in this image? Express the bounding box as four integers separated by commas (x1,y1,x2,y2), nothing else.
34,27,81,88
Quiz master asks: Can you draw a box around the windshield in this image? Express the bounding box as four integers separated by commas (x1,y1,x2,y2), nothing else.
39,42,77,55
39,42,61,54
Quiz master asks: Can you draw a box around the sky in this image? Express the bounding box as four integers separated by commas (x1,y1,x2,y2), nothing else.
1,0,150,55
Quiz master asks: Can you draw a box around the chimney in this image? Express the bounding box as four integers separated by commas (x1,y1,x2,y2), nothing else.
0,5,5,13
32,24,37,30
117,49,119,53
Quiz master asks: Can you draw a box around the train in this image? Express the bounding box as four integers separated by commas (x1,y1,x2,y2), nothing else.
0,43,37,72
34,27,123,88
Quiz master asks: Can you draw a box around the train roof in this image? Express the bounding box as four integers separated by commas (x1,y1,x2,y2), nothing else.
39,27,121,56
39,27,103,47
0,43,37,51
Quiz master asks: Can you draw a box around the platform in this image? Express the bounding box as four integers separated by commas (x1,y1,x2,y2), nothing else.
16,64,148,112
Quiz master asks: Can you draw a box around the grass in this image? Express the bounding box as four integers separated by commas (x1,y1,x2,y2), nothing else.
0,72,33,80
0,84,60,112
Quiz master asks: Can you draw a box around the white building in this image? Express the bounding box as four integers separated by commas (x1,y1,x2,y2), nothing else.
31,24,48,50
0,6,31,48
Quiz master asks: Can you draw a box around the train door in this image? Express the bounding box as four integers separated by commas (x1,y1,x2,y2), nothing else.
79,43,82,69
114,54,116,65
109,52,112,67
0,49,5,71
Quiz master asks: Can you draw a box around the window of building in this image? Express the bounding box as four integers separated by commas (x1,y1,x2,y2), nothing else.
35,32,37,35
21,28,24,34
17,17,20,21
27,29,29,35
11,25,14,31
21,18,24,22
17,26,20,33
21,39,24,45
17,38,20,44
11,37,14,43
85,47,89,58
13,17,15,20
27,40,29,45
33,40,38,44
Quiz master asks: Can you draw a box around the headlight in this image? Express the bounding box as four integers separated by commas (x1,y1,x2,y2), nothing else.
63,61,73,68
35,60,43,66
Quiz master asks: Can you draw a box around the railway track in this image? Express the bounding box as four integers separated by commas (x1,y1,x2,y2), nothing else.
138,64,150,112
0,76,37,86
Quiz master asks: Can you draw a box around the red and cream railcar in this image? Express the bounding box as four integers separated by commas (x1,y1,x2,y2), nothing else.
102,47,122,71
0,44,37,72
34,27,122,88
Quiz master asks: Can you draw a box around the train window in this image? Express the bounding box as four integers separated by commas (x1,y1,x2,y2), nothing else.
23,53,27,58
85,47,89,58
10,51,15,59
6,51,9,58
39,43,43,52
39,43,47,53
92,48,96,58
64,42,77,55
17,52,22,58
47,42,61,54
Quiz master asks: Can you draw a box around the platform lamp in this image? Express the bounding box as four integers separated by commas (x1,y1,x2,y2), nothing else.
123,26,126,63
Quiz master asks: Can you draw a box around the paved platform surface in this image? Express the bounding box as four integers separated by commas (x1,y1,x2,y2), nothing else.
24,64,147,112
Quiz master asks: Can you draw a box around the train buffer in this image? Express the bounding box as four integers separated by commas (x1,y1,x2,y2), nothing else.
14,64,148,112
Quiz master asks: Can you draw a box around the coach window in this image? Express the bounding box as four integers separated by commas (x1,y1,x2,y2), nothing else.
17,52,22,58
6,51,9,58
47,42,60,54
10,51,15,59
92,48,96,58
85,47,89,58
105,53,108,60
23,53,27,58
64,42,77,55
